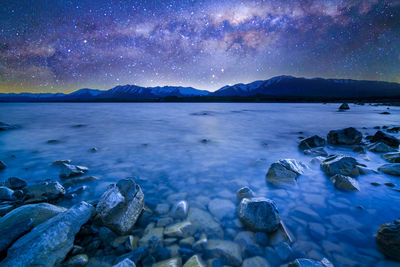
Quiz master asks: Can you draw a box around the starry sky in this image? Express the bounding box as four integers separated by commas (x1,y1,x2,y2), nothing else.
1,0,399,93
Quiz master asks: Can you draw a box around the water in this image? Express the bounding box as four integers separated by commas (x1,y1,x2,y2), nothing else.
0,102,399,266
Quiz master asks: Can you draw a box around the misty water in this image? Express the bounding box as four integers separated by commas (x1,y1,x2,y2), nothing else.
1,102,400,266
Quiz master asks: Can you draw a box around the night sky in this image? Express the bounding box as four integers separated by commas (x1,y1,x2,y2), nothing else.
1,0,399,93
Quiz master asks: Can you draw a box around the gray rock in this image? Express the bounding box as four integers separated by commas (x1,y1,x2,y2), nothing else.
63,176,99,188
320,155,361,177
187,207,223,238
274,241,294,261
26,181,65,201
183,255,206,267
288,258,327,267
382,152,400,163
368,142,397,153
0,160,6,170
299,135,326,150
242,256,270,267
266,159,306,186
2,201,94,267
278,159,307,175
179,237,195,248
153,257,182,267
236,186,254,201
208,198,235,220
0,186,14,200
171,200,188,219
113,258,136,267
327,127,362,145
378,163,400,176
139,224,164,247
0,218,33,253
303,147,328,157
339,103,350,110
370,131,400,148
376,219,400,261
206,239,242,266
60,163,89,178
238,197,280,232
5,177,27,190
96,179,144,235
164,221,195,238
155,203,170,215
330,174,360,191
192,233,207,252
63,254,89,267
234,231,256,248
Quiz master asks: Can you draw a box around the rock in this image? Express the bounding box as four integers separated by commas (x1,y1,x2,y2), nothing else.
236,186,254,201
266,159,306,185
0,160,6,170
378,164,400,176
0,218,33,254
60,163,89,178
63,176,99,188
113,258,136,267
358,166,378,175
368,142,396,153
288,258,325,267
63,254,89,267
274,241,294,261
206,240,242,266
382,152,400,163
139,225,164,247
157,217,173,227
238,197,280,232
242,256,270,267
234,231,256,248
299,135,326,150
192,234,207,252
183,255,206,267
310,156,325,165
353,145,367,154
155,203,170,215
330,174,360,191
164,221,195,238
4,177,27,190
187,207,223,238
171,200,188,219
370,131,400,148
153,257,182,267
52,159,72,165
380,111,391,115
2,201,94,267
376,219,400,261
278,159,307,174
207,198,235,220
179,237,195,248
303,147,328,157
0,186,14,200
26,181,65,201
320,155,361,177
339,103,350,110
327,127,362,145
96,179,144,235
0,122,17,131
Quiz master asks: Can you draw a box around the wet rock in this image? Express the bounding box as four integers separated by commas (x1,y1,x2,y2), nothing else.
385,182,395,187
60,163,89,178
238,197,280,232
96,179,144,235
63,176,99,188
339,103,350,110
370,131,400,148
234,231,256,248
52,159,72,165
236,186,254,201
113,258,136,267
288,258,331,267
353,145,367,154
303,147,328,157
358,166,378,175
368,142,397,153
299,135,326,150
157,217,173,227
187,207,223,238
47,139,63,144
4,177,27,190
330,174,360,191
155,203,170,215
2,201,94,267
242,256,270,267
153,257,182,267
308,223,326,240
171,200,188,219
63,254,89,267
164,221,195,238
274,241,294,261
183,255,206,267
320,155,361,177
26,181,65,201
139,224,164,247
0,186,14,200
192,234,207,252
378,164,400,176
327,127,362,145
208,198,235,220
310,156,326,165
0,122,17,131
0,160,6,170
266,159,306,185
0,218,33,254
376,219,400,261
179,237,195,248
206,239,242,266
382,152,400,163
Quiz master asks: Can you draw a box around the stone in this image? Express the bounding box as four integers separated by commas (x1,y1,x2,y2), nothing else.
187,207,223,238
376,219,400,261
96,179,144,235
52,159,72,165
183,255,206,267
310,156,326,165
113,258,136,267
2,201,94,267
0,218,33,253
4,177,27,190
236,186,254,201
339,103,350,110
192,234,207,252
308,223,326,240
0,186,14,200
242,256,270,267
303,147,328,157
207,198,235,220
238,197,280,232
63,176,99,188
171,200,188,219
157,217,173,227
206,240,242,266
378,164,400,176
382,152,400,163
0,160,6,170
278,159,307,174
330,174,360,191
155,203,170,215
274,241,294,261
153,257,182,267
299,135,326,150
368,142,397,153
320,155,361,177
370,131,400,148
63,254,89,267
179,237,195,248
327,127,362,145
0,122,17,131
234,231,256,248
353,145,367,154
164,221,195,238
139,226,164,247
266,159,306,185
288,258,325,267
60,163,89,178
25,181,65,201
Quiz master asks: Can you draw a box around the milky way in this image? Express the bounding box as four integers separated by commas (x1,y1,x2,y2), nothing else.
1,0,399,93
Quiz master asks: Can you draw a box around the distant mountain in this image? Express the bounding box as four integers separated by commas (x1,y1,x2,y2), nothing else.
0,76,399,102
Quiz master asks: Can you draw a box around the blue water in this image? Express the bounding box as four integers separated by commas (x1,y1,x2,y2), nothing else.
0,103,400,266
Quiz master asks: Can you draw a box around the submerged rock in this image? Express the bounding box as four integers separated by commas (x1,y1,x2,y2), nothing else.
206,240,242,266
208,198,235,220
382,152,400,163
96,179,144,235
236,186,254,201
368,142,396,153
52,159,72,165
171,200,189,219
0,122,17,131
153,257,182,267
187,207,223,238
242,256,270,267
63,254,89,267
2,201,94,267
327,127,362,145
298,135,326,150
330,174,359,191
266,159,306,185
238,197,280,232
339,103,350,110
320,155,361,177
376,218,400,261
4,177,27,190
63,176,99,188
369,131,400,148
60,163,88,178
26,181,65,201
183,255,206,267
0,160,6,170
378,164,400,176
164,221,195,238
0,186,14,200
113,258,136,267
288,258,333,267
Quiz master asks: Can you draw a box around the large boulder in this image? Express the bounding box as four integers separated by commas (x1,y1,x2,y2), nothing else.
298,135,326,150
266,159,307,185
376,218,400,261
1,201,94,267
96,179,144,235
4,177,27,190
206,240,242,266
238,197,280,232
378,164,400,176
369,131,400,148
0,218,33,254
330,174,359,191
382,152,400,163
327,127,362,145
320,155,361,177
25,181,65,202
368,142,397,153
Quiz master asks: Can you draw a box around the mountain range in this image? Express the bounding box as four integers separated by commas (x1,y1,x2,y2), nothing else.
1,75,399,102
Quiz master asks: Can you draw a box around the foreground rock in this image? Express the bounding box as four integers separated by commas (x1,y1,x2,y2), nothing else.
2,201,94,267
288,258,333,267
369,131,400,148
183,255,206,267
187,207,223,238
113,258,136,267
0,186,14,200
208,198,235,220
0,218,32,254
63,254,89,266
59,163,89,178
298,135,326,150
206,239,242,266
238,197,280,232
266,159,306,185
330,174,359,191
320,155,361,177
376,218,400,261
96,179,144,235
382,152,400,163
25,181,65,202
242,256,270,267
378,164,400,176
153,257,182,267
327,127,362,145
